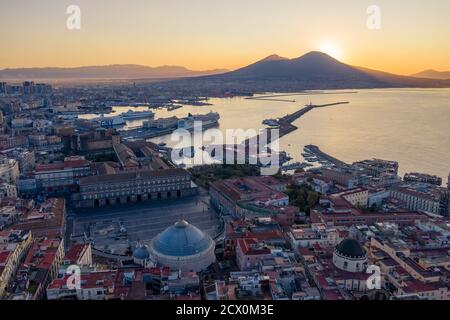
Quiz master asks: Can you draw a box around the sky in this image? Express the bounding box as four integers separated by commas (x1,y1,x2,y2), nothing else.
1,0,450,75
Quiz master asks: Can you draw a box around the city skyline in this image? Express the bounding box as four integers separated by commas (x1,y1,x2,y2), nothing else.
1,0,450,75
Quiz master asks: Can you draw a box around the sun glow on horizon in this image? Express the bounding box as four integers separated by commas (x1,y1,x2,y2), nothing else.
319,41,344,61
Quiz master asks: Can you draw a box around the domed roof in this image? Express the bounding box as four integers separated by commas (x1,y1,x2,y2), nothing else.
335,238,366,258
151,220,213,257
133,244,150,260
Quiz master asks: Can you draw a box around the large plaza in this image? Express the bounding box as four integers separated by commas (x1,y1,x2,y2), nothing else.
69,193,222,254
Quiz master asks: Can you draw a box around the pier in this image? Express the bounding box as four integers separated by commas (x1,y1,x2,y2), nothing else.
242,101,350,147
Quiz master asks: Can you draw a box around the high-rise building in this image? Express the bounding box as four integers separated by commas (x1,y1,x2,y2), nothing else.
35,83,52,94
446,173,450,217
22,81,35,95
0,82,6,94
448,173,450,190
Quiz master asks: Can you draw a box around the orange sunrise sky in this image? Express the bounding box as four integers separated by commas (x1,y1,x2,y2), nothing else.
1,0,449,75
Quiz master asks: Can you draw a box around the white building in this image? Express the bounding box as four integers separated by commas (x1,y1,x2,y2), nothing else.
0,158,19,184
289,223,340,249
0,183,18,199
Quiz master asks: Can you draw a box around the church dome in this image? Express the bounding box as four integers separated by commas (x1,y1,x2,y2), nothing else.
149,220,216,272
333,238,368,273
151,220,213,257
133,244,150,260
335,238,366,258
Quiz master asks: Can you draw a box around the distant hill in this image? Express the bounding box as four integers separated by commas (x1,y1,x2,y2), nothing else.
193,51,450,90
0,64,228,80
411,69,450,80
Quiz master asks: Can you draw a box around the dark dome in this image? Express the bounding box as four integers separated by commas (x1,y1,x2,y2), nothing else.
335,239,366,258
133,244,150,260
151,220,213,257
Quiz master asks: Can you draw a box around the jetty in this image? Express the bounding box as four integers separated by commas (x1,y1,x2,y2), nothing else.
243,101,349,148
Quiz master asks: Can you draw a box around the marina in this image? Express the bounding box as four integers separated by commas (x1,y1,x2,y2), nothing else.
280,162,313,171
303,145,349,168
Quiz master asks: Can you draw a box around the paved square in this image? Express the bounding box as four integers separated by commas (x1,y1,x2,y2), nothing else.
70,194,221,253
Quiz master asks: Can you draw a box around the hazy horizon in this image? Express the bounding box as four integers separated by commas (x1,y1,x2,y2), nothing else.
1,50,449,77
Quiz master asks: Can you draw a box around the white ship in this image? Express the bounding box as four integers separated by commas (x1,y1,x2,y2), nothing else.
177,112,220,131
121,110,155,120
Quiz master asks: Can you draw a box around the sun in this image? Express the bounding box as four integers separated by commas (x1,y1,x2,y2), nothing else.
319,42,343,60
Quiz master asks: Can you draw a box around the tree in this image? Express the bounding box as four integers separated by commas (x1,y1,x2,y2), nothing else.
286,184,320,214
307,191,320,207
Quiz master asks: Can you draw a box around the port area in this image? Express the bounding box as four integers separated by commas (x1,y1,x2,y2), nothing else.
119,121,220,140
119,126,176,140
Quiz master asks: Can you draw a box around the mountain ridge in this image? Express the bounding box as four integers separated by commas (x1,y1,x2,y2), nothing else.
411,69,450,80
0,64,229,80
192,51,450,90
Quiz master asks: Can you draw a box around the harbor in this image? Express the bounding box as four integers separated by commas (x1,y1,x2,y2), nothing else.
193,101,351,170
119,111,221,140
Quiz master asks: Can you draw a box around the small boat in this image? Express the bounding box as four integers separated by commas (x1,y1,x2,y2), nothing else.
167,104,183,111
262,119,279,127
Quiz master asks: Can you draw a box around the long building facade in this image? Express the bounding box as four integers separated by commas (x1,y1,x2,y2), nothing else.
74,168,197,208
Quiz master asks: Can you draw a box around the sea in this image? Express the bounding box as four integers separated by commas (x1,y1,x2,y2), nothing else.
83,88,450,184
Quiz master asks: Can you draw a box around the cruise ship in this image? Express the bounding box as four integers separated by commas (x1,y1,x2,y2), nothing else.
177,112,220,131
121,110,155,120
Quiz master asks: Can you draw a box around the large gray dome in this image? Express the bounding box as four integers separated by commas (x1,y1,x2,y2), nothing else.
151,220,213,257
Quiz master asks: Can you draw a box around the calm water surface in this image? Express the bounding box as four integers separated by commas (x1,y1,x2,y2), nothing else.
88,88,450,182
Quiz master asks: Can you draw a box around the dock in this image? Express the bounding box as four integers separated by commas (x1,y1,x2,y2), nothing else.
304,145,349,167
244,101,350,147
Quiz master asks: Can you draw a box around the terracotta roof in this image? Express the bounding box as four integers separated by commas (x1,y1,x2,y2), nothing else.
64,243,89,263
237,238,271,255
